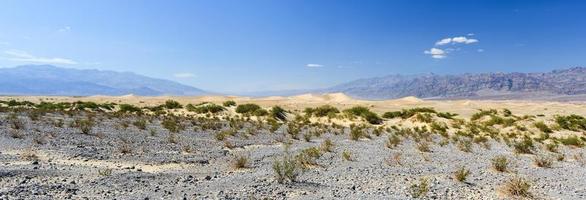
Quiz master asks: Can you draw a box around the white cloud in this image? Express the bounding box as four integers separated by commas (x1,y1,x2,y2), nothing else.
306,63,324,68
424,48,446,59
435,36,479,46
435,38,452,46
173,72,196,78
477,49,485,52
3,50,77,65
58,26,71,33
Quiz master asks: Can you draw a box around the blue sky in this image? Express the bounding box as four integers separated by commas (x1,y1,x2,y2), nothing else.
0,0,585,93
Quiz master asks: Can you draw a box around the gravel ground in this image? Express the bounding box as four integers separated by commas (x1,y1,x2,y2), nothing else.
1,111,586,200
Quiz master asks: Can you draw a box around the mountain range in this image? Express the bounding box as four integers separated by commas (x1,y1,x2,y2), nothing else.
2,65,586,100
326,67,586,100
0,65,206,96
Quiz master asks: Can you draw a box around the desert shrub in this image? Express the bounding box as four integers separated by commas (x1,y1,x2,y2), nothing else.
386,134,402,149
98,169,113,177
502,177,532,198
555,114,586,131
344,106,382,124
321,138,334,152
557,135,584,147
454,167,470,182
20,148,39,161
236,103,262,114
349,124,368,140
382,111,402,119
413,113,433,123
305,105,339,117
8,113,24,130
270,106,287,121
186,103,225,114
416,141,431,152
430,122,448,137
287,123,301,139
513,137,534,154
75,118,94,134
133,119,147,130
162,118,183,133
232,154,250,169
399,107,437,119
273,153,302,183
534,155,553,168
409,177,429,198
8,129,25,139
533,121,553,133
545,142,559,153
296,147,322,168
118,104,142,113
223,100,236,107
167,133,179,144
303,133,312,142
470,109,498,121
457,139,473,153
437,112,458,119
342,150,352,161
164,100,182,109
492,155,509,172
267,118,282,133
253,109,268,116
502,108,513,117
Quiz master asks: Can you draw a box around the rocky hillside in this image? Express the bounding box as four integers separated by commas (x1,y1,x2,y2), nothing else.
0,65,207,96
328,67,586,99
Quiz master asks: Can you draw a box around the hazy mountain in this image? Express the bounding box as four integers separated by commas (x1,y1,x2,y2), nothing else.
0,65,207,96
327,67,586,100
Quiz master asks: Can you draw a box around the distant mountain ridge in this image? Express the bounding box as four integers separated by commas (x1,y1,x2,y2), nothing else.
327,67,586,100
0,65,206,96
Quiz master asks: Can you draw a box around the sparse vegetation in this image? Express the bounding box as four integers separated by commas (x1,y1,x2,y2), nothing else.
409,177,429,198
492,155,509,172
453,167,470,182
501,177,532,198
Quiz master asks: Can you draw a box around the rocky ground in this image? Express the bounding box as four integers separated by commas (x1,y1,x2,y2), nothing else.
0,103,586,199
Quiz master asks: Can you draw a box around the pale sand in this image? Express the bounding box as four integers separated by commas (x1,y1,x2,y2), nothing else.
3,93,586,118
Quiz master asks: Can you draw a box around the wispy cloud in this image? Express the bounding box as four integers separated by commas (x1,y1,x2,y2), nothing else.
306,63,324,68
58,26,71,33
424,48,447,59
435,36,478,46
3,50,77,65
425,35,480,59
173,72,196,78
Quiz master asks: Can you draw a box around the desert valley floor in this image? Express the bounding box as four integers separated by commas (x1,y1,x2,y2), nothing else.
1,93,586,199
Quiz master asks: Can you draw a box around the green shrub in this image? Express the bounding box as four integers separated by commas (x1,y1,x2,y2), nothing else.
492,155,509,172
534,155,553,168
236,103,262,114
162,118,183,133
534,121,553,133
164,100,182,109
557,135,584,147
270,106,287,121
513,137,534,154
342,150,352,161
382,111,402,119
132,119,147,130
305,105,339,117
223,100,236,107
344,106,382,124
555,114,586,131
454,167,470,182
437,112,458,119
273,153,301,183
296,147,322,168
502,177,532,198
118,104,142,113
409,177,429,198
186,103,226,114
470,109,497,121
